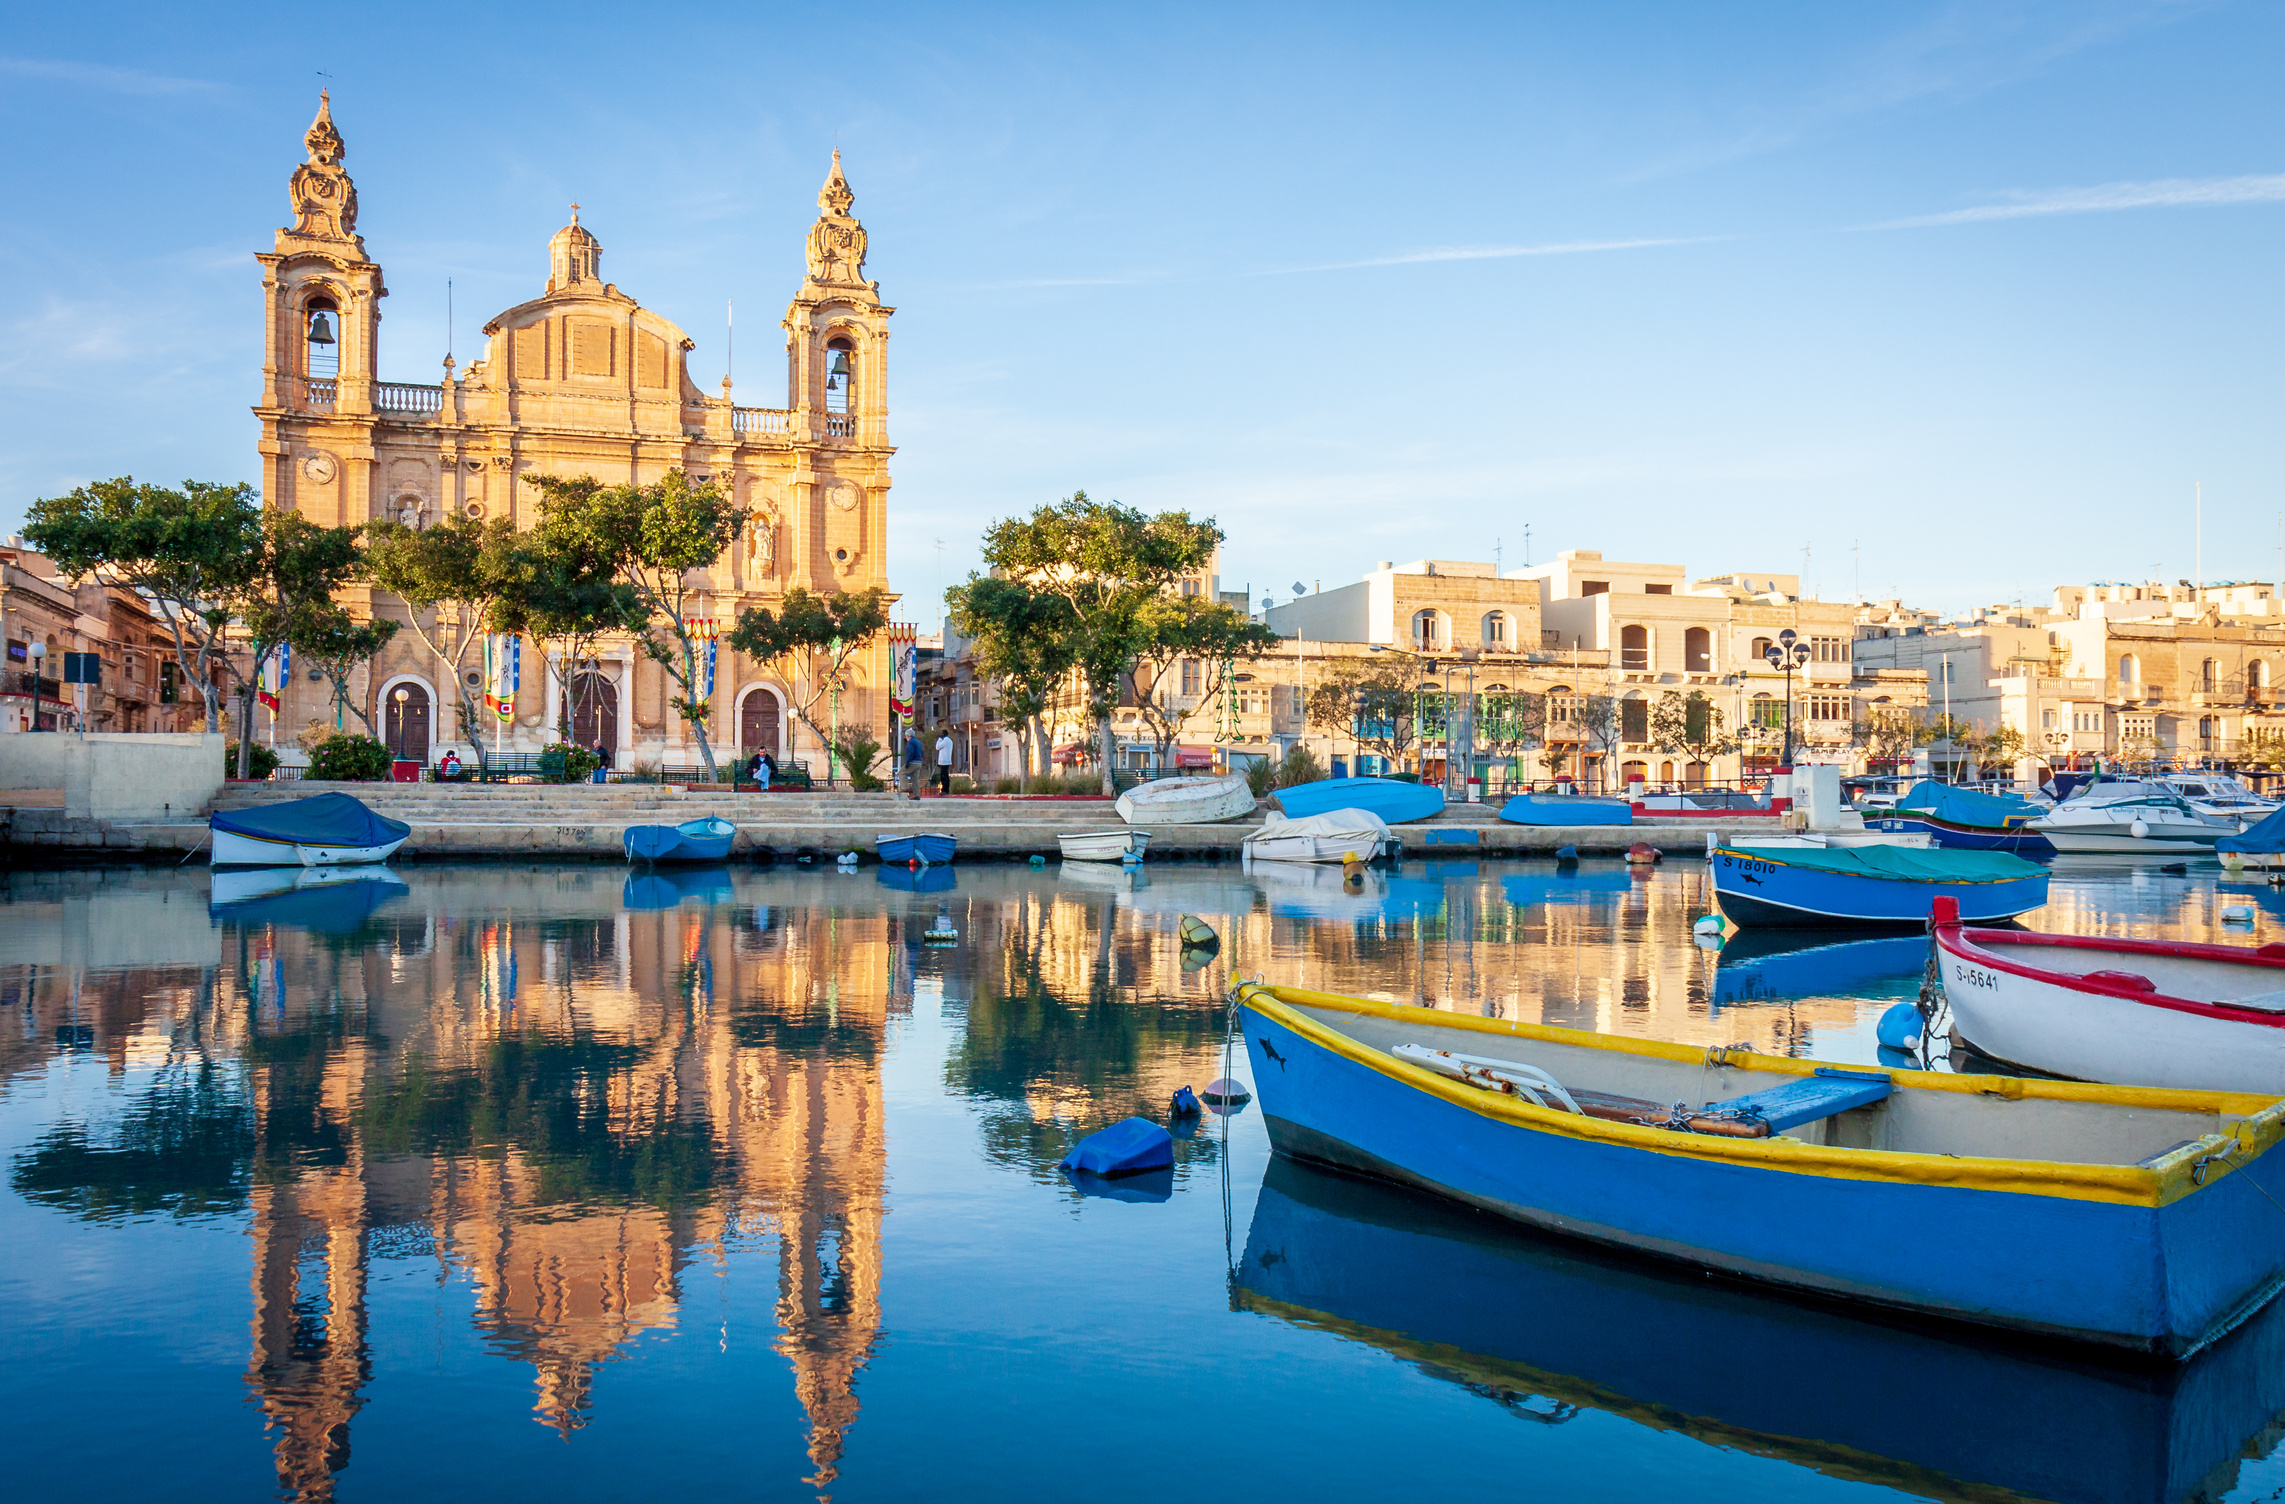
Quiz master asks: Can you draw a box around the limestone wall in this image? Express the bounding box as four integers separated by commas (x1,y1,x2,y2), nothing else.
0,731,225,819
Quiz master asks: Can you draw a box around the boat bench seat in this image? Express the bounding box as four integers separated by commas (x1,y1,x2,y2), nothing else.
1714,1068,1892,1133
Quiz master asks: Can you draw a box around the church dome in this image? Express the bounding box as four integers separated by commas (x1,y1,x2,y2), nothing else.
548,205,602,292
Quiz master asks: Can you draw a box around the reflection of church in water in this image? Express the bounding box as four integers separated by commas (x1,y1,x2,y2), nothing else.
234,879,895,1499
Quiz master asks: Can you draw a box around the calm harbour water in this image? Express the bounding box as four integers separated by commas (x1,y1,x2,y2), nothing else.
4,856,2285,1504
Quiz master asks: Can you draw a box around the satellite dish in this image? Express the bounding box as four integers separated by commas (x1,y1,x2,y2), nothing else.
1292,581,1307,595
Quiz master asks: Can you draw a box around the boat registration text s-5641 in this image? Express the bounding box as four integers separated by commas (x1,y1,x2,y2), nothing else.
1951,963,1999,991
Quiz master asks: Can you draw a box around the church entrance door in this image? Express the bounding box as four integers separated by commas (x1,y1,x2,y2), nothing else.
571,672,618,754
384,684,430,762
740,689,782,758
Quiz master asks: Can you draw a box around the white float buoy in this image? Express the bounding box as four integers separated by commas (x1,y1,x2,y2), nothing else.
1692,915,1724,936
2223,904,2256,923
2129,819,2151,840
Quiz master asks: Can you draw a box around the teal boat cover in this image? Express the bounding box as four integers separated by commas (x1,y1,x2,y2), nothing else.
1895,781,2039,829
1724,844,2045,883
210,792,409,846
2219,808,2285,855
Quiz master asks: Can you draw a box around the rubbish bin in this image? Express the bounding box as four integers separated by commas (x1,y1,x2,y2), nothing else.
390,759,421,783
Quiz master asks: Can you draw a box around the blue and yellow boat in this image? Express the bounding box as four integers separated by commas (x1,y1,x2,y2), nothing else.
1234,980,2285,1356
1711,843,2048,928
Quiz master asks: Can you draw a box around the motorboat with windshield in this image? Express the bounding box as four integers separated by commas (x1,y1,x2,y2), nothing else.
2025,778,2240,853
2156,771,2279,824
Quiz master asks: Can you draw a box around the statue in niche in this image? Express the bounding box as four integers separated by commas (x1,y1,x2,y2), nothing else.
396,495,423,528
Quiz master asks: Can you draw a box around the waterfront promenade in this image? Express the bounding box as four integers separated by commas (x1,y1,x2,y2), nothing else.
0,779,1775,861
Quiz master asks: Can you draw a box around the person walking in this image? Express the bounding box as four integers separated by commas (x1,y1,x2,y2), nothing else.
934,729,954,796
902,727,925,801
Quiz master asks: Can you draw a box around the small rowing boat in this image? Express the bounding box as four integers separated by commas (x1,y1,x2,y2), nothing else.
1933,895,2285,1092
1867,780,2056,856
209,792,411,868
1114,773,1255,825
876,831,957,865
1711,843,2047,928
1057,829,1151,862
1234,979,2285,1355
1275,776,1446,825
2219,806,2285,875
1498,792,1632,827
622,815,737,864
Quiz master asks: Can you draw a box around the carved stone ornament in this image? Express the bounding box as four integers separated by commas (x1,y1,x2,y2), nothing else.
301,452,338,484
826,479,860,512
287,92,359,242
489,455,515,471
804,150,869,286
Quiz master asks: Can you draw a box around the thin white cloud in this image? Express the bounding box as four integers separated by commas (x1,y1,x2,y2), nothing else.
0,57,224,96
1262,236,1719,275
1871,172,2285,228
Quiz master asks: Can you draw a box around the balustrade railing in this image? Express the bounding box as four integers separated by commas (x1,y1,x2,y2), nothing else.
734,407,792,436
376,381,443,416
301,377,337,410
825,413,856,437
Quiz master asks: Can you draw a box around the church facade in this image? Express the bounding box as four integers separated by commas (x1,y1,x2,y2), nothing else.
255,94,897,771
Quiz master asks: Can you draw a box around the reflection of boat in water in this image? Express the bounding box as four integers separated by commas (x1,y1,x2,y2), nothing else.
1236,1156,2285,1504
874,862,957,894
1714,929,1930,1005
1245,861,1443,922
208,865,410,933
1054,860,1149,894
622,865,735,910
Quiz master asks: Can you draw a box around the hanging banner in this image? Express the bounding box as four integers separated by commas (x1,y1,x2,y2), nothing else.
705,637,716,699
256,646,279,713
497,636,519,721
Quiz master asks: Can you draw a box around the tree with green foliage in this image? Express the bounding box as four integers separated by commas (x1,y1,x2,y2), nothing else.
223,510,367,778
1578,694,1621,789
525,471,747,782
291,612,400,735
725,585,891,784
364,514,525,775
978,492,1224,794
1304,658,1424,767
945,576,1078,792
22,477,263,732
307,733,393,781
1650,690,1738,780
495,529,647,743
1128,595,1279,770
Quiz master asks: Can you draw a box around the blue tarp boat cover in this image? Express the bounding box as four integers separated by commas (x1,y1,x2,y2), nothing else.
1723,844,2043,882
1059,1117,1175,1178
1499,794,1633,827
209,792,410,847
2219,807,2285,855
1896,781,2039,829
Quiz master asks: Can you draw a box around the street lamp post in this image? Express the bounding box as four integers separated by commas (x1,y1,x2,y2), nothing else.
26,640,45,732
1763,629,1811,769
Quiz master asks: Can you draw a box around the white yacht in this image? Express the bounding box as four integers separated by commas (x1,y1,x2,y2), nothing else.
2026,780,2241,854
2156,772,2277,825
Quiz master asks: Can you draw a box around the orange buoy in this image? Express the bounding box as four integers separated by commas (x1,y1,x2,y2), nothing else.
1625,842,1660,865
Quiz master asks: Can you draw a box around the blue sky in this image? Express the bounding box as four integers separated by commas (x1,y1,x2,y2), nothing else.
3,1,2281,622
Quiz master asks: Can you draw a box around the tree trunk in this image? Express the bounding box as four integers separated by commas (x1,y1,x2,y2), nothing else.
1097,713,1117,796
1028,714,1048,792
235,681,256,778
691,715,719,783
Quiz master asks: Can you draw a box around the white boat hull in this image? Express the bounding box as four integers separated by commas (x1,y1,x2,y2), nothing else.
211,828,408,869
1115,774,1255,826
1058,830,1152,862
1241,809,1392,864
2037,827,2224,854
1939,934,2285,1093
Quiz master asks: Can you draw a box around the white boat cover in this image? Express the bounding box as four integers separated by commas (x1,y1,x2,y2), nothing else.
1116,774,1256,825
1241,808,1392,864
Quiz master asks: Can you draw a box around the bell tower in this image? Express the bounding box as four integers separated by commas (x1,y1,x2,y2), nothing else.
784,151,890,444
256,92,388,528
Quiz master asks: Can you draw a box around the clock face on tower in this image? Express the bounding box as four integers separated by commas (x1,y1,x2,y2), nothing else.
826,480,860,512
301,452,337,484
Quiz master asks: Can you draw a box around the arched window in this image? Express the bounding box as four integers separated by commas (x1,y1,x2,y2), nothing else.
824,335,854,414
2255,660,2273,690
1412,610,1443,651
1683,626,1711,673
1620,759,1649,787
1750,636,1772,664
1620,624,1650,671
304,294,339,380
1481,611,1509,649
2119,653,2138,684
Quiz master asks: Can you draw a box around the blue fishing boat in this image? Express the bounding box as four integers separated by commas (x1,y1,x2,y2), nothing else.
622,815,737,864
1234,979,2285,1355
1275,776,1446,825
1866,780,2057,856
622,865,735,910
1498,792,1632,826
209,792,410,867
1711,844,2047,928
876,831,957,865
1238,1155,2285,1504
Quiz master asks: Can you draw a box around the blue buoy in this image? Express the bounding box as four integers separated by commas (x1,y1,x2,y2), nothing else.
1876,1002,1924,1052
1555,845,1579,864
1029,854,1047,868
1170,1085,1201,1116
1060,1117,1175,1177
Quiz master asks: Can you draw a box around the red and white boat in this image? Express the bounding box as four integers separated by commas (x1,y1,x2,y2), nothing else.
1932,895,2285,1093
